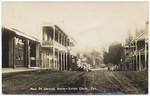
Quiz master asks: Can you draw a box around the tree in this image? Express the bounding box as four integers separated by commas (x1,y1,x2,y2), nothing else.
81,50,103,68
103,42,124,66
103,50,110,64
125,30,133,45
108,42,124,65
135,28,145,37
135,28,140,37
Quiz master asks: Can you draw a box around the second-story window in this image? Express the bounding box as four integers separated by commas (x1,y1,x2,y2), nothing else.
43,27,53,42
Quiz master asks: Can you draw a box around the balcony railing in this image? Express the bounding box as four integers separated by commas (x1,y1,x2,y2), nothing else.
43,40,53,45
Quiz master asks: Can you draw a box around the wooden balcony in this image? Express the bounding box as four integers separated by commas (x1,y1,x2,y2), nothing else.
42,40,53,45
42,40,67,51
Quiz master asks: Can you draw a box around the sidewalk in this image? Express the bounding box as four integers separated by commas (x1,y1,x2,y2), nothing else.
2,67,42,74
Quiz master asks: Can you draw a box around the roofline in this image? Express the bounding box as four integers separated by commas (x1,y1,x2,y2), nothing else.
2,26,39,42
55,25,68,37
55,25,77,44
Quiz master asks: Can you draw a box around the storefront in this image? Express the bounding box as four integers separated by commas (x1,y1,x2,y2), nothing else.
2,27,40,68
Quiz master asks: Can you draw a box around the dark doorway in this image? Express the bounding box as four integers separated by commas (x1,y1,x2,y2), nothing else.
65,53,66,70
67,54,70,70
30,42,36,67
59,52,61,70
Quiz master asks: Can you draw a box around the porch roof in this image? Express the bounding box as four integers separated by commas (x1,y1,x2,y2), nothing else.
2,26,39,42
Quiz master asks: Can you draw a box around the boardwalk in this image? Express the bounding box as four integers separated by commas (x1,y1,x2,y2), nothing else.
2,70,148,94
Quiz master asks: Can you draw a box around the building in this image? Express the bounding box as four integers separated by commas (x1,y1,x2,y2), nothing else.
2,27,40,68
2,3,77,70
40,22,77,71
2,22,77,71
123,20,148,71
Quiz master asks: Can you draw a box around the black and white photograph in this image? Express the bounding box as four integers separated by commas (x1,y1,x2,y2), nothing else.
1,1,149,95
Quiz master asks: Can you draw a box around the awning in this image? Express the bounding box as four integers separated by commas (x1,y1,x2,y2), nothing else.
2,26,39,42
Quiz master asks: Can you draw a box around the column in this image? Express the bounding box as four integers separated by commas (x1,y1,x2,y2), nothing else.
129,45,131,71
46,53,51,69
61,33,62,45
66,52,68,70
61,52,63,70
132,45,135,71
145,43,147,69
133,56,134,71
63,36,65,46
12,36,15,68
139,52,141,70
55,50,57,69
58,50,59,70
52,26,55,69
28,40,31,68
58,31,60,43
135,40,138,71
45,52,46,68
25,40,29,68
41,52,43,68
52,47,55,69
62,35,64,45
53,26,55,41
63,52,65,70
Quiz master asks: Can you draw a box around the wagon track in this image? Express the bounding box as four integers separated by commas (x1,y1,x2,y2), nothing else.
104,71,125,92
113,72,142,93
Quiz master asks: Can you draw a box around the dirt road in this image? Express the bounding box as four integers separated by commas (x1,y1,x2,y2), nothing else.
2,70,148,94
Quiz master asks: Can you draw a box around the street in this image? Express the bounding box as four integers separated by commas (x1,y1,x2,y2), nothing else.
2,70,148,94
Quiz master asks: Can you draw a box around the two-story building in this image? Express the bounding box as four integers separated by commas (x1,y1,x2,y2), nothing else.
40,22,77,71
123,20,148,71
2,22,77,71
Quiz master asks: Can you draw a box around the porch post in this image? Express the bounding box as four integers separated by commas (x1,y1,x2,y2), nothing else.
25,40,29,68
58,50,59,70
63,52,65,70
135,40,138,71
27,40,31,68
61,52,63,70
139,52,141,70
53,47,55,69
145,43,147,69
13,36,15,69
52,26,55,69
41,52,43,68
133,56,134,71
66,53,67,70
53,26,55,41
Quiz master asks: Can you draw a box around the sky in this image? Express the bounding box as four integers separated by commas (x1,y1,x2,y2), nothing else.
2,1,149,50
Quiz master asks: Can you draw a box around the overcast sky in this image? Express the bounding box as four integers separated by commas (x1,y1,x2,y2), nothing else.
2,1,149,50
